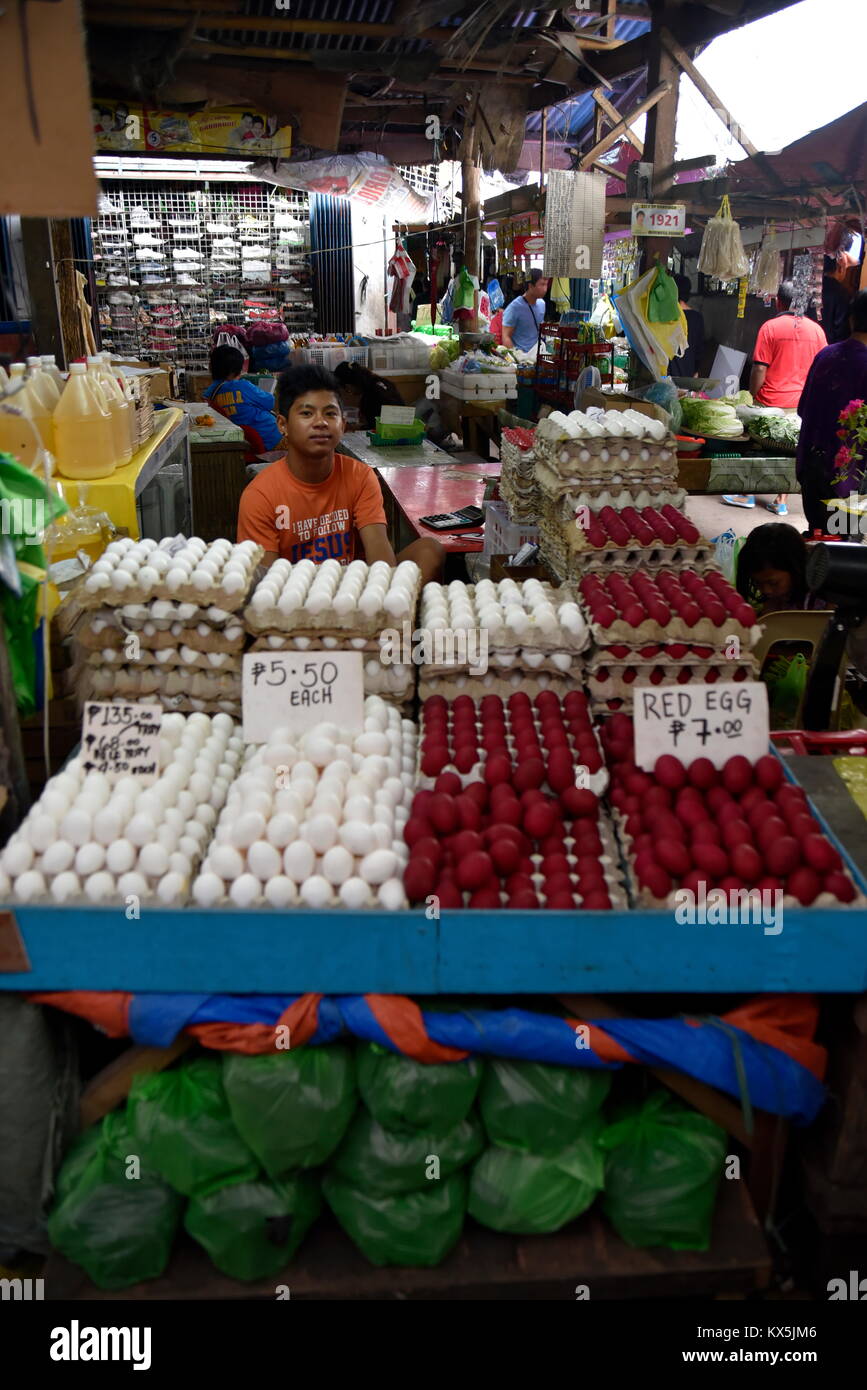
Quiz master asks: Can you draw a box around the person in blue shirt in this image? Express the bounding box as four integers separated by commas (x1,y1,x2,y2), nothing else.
501,269,549,352
203,344,282,451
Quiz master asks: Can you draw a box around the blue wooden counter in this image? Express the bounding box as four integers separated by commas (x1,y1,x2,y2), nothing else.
1,901,866,994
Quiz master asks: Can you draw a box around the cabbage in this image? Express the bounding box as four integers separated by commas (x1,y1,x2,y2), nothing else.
680,398,743,438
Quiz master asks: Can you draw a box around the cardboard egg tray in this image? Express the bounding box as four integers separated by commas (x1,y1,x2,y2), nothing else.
244,576,423,638
500,436,539,521
80,647,240,673
536,433,677,467
419,672,576,703
590,642,758,668
78,665,241,704
418,583,589,657
586,660,758,706
584,609,760,648
72,613,246,654
421,646,584,680
77,548,263,612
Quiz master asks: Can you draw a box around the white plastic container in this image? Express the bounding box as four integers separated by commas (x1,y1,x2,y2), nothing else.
53,363,116,479
26,356,60,408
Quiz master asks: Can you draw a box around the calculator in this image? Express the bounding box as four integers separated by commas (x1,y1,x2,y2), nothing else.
419,505,485,531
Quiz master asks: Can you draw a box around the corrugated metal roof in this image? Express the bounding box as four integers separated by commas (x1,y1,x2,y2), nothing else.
525,15,651,139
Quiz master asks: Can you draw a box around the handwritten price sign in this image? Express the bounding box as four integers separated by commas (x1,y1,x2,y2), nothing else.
81,702,162,783
631,203,686,237
242,651,364,743
633,681,769,771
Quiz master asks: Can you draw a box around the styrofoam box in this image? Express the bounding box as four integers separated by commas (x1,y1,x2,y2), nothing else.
440,366,518,400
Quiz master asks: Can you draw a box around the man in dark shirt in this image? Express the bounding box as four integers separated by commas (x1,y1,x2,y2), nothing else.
668,274,705,379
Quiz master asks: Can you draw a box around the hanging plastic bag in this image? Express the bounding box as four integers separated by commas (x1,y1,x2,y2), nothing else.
439,284,454,325
128,1058,259,1197
323,1170,467,1267
487,278,505,312
47,1111,183,1290
452,266,476,312
697,195,749,281
357,1043,483,1135
478,1058,612,1156
185,1172,320,1281
750,240,781,298
223,1044,357,1176
469,1121,605,1234
329,1109,484,1196
647,263,680,323
712,528,743,584
600,1091,727,1251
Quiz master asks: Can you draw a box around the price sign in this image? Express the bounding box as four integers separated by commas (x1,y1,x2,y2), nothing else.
81,702,162,783
633,681,769,771
242,651,364,744
631,203,686,237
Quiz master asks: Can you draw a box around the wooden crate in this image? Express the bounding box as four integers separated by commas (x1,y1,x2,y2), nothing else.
189,439,250,542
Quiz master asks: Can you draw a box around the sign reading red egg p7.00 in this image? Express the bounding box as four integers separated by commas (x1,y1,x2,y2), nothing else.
631,203,686,237
632,681,769,771
242,651,365,744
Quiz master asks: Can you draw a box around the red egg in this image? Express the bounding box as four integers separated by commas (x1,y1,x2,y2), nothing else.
754,754,784,792
435,880,463,909
731,843,762,881
747,801,777,831
404,816,433,847
451,830,485,859
469,886,502,909
508,889,540,910
545,873,576,898
655,754,687,790
429,796,459,835
454,796,481,832
524,802,557,840
722,820,752,852
434,772,461,797
578,890,612,910
691,821,721,846
412,836,442,865
561,786,599,819
691,843,729,879
687,757,717,790
543,852,571,876
755,875,783,896
680,869,710,899
540,832,567,856
644,787,672,810
464,782,488,810
789,813,820,843
421,746,449,777
457,851,494,892
824,871,855,903
787,866,821,906
653,811,687,841
756,815,788,847
717,802,745,826
483,753,513,787
765,837,800,877
802,834,842,873
547,890,579,910
638,864,672,899
722,755,753,796
403,858,438,902
513,757,545,792
656,838,692,877
547,749,576,793
452,744,478,773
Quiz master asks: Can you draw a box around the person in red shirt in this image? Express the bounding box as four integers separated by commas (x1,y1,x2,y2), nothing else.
237,363,444,581
723,281,827,516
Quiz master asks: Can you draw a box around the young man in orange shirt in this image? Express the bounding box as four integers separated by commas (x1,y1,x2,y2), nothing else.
237,363,444,581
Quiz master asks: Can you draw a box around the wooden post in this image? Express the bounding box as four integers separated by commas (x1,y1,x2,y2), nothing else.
462,149,482,334
639,4,682,275
19,219,64,361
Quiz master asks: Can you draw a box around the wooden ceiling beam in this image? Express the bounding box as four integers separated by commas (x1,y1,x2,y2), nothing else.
579,81,670,169
592,86,643,153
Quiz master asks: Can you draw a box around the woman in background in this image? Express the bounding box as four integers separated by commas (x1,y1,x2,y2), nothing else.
333,361,404,430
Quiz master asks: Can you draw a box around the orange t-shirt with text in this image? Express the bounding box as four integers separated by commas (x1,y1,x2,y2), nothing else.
237,452,386,562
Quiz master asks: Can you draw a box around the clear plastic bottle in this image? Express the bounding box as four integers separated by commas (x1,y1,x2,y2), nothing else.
7,363,55,466
87,357,131,466
97,353,137,456
27,356,61,409
41,356,66,391
53,363,116,479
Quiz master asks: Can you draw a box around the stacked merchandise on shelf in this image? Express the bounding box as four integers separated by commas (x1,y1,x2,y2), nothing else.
499,427,538,523
600,715,865,910
244,557,421,705
45,1036,733,1286
415,579,589,700
63,537,262,719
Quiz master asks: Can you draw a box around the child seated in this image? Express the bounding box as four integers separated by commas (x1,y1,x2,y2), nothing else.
736,522,830,616
203,344,282,452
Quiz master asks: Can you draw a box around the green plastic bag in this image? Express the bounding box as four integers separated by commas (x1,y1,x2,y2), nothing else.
330,1109,484,1196
323,1171,467,1268
452,266,476,312
600,1091,727,1251
47,1111,182,1290
469,1123,605,1234
647,263,680,323
357,1043,483,1135
223,1045,357,1176
479,1058,612,1156
128,1058,259,1196
185,1173,320,1281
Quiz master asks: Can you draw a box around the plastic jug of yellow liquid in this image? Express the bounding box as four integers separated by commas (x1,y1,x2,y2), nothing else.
40,355,66,391
86,357,131,467
97,354,137,456
53,363,116,479
0,363,8,391
8,362,56,463
1,366,52,471
27,356,61,410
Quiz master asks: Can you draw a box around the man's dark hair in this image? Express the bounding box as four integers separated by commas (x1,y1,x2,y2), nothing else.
527,268,546,287
850,289,867,333
778,280,795,309
674,273,692,303
252,117,265,130
276,363,343,418
210,344,245,380
242,112,254,121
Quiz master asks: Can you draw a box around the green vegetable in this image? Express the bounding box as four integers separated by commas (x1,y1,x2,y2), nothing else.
746,413,801,449
680,398,743,439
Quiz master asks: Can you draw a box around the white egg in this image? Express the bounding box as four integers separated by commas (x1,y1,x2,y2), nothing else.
139,842,170,878
247,840,282,881
291,779,316,809
338,821,376,857
117,870,149,900
282,840,315,884
377,877,405,911
14,868,46,901
40,789,69,820
40,839,75,876
321,845,354,886
60,808,92,847
273,789,303,820
300,732,336,768
355,731,390,757
304,813,337,854
310,793,342,823
229,810,266,849
359,848,398,885
339,876,372,909
126,812,156,847
370,822,392,850
193,872,225,907
210,845,245,881
229,873,261,908
74,842,106,877
156,871,186,905
265,813,299,849
25,813,57,853
104,839,136,875
299,874,332,908
85,871,115,903
51,870,81,903
264,875,298,908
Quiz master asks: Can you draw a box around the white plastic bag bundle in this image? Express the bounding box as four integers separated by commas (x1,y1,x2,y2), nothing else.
697,195,749,281
750,240,781,297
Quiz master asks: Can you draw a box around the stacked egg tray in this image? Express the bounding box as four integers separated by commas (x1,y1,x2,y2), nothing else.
0,714,239,907
534,431,679,491
499,427,538,523
567,505,714,573
191,697,416,911
80,537,263,609
244,558,422,704
598,712,865,911
403,690,624,910
578,568,760,710
417,578,590,702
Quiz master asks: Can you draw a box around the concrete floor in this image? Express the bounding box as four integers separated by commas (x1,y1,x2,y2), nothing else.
685,492,807,542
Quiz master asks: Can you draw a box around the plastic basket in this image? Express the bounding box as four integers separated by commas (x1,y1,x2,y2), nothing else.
368,343,430,371
298,344,368,370
483,499,539,556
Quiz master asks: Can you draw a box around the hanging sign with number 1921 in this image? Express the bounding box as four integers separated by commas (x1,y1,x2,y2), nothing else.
631,203,686,237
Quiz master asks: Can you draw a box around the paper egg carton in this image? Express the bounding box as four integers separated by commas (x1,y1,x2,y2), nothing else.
79,537,263,611
250,634,415,702
73,612,246,654
0,713,240,907
500,429,539,521
537,468,687,511
81,647,240,673
536,458,678,501
245,557,422,636
417,696,608,796
586,610,759,647
419,672,576,702
418,578,590,658
79,665,241,703
588,642,760,670
586,661,758,705
536,427,676,465
190,698,418,911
